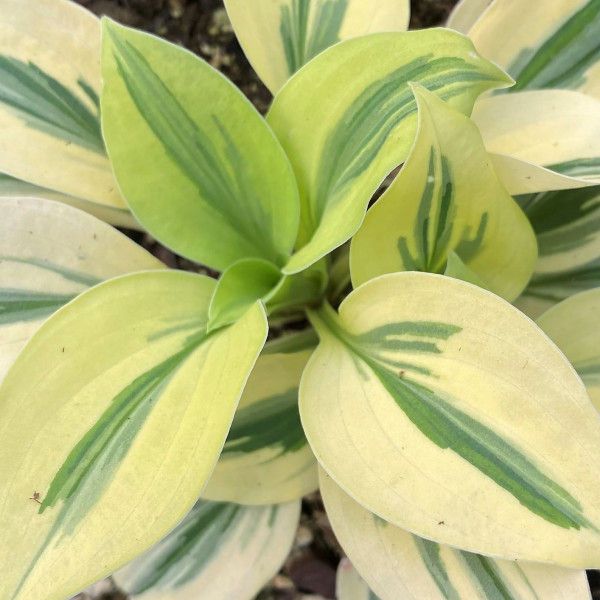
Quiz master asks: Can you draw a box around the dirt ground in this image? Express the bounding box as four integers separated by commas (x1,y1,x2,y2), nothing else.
69,1,600,599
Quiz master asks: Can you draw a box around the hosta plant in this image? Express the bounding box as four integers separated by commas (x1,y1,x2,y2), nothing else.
2,0,600,599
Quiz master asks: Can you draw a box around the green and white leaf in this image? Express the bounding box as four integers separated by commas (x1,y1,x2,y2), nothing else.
114,498,300,600
446,0,494,34
267,29,513,274
322,470,593,600
202,349,318,504
485,154,600,196
0,271,267,600
0,0,126,215
0,173,138,229
537,289,600,412
101,19,299,272
350,85,536,302
472,89,600,194
301,272,600,567
0,197,162,383
336,557,381,600
224,0,410,94
514,182,600,318
469,0,600,98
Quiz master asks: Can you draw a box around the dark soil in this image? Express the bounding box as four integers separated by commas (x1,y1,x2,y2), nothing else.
70,1,599,599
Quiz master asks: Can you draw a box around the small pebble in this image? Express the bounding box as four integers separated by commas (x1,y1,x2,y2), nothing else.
296,525,314,547
272,574,295,590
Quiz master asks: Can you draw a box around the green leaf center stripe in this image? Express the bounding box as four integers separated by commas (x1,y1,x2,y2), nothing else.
124,502,241,593
458,552,518,600
372,362,591,530
509,0,600,92
223,389,306,457
0,289,77,325
13,333,206,599
415,536,528,600
0,55,104,153
107,31,281,264
413,537,461,600
546,157,600,178
280,0,348,76
310,56,500,233
350,320,460,376
573,361,600,386
313,305,595,531
396,148,488,272
0,255,104,287
519,185,600,256
39,337,206,515
522,257,600,302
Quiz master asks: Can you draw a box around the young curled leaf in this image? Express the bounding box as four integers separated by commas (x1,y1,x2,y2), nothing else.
267,29,513,274
350,84,536,302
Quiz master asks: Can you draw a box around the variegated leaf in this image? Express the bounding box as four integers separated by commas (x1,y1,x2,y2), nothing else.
446,0,494,34
202,349,318,504
472,89,600,195
514,183,600,318
114,498,301,600
0,173,138,229
537,289,600,411
322,470,592,600
469,0,600,99
350,84,536,301
0,0,126,215
267,29,512,274
0,197,162,382
101,19,300,272
301,272,600,566
0,272,267,600
336,557,381,600
224,0,410,94
486,154,600,196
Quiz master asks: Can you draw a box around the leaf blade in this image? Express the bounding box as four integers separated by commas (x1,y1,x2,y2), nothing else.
322,470,593,600
114,498,301,600
0,197,163,383
300,273,600,566
101,19,300,271
0,271,267,600
267,29,513,274
202,349,318,504
224,0,410,94
0,0,125,213
350,85,536,301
